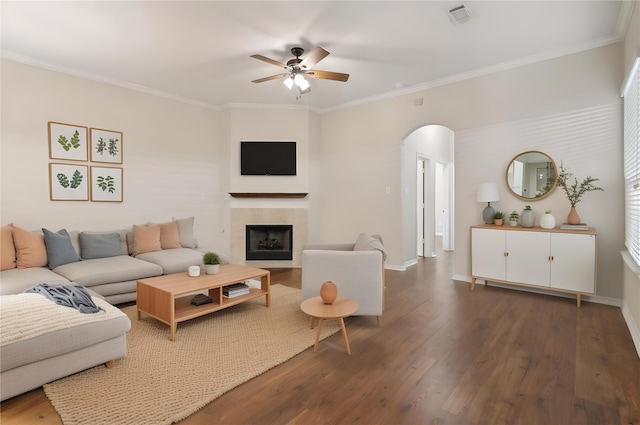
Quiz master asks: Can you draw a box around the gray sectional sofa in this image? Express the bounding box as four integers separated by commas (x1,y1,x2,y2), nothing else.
0,217,228,401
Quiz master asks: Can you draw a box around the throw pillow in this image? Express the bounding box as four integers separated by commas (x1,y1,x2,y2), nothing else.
13,226,48,269
132,224,161,256
160,221,181,249
79,232,122,259
173,216,194,248
42,228,82,269
1,223,16,271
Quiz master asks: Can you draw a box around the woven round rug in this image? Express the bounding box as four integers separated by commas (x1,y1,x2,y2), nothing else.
43,284,339,425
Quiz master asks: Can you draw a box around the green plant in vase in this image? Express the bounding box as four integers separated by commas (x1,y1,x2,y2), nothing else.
557,162,603,224
493,211,504,226
509,211,519,226
202,251,221,275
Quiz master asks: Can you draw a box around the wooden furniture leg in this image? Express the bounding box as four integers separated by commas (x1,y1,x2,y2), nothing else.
339,318,351,355
313,319,324,353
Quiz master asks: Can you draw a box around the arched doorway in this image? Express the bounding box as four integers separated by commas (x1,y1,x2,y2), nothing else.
401,125,455,266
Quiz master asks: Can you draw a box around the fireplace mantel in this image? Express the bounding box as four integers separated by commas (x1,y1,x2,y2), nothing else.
229,192,308,199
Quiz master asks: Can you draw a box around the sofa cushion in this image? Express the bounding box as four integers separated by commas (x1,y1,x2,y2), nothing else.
159,221,181,249
354,233,387,261
0,267,70,295
79,232,121,259
12,226,48,269
42,228,82,269
52,255,163,287
132,224,161,256
174,216,194,248
1,224,16,271
135,247,204,275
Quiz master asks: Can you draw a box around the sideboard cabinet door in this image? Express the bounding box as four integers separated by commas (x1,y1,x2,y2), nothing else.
506,230,551,287
550,233,596,293
471,228,506,281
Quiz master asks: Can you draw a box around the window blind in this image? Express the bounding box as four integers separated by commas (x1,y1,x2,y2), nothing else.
623,57,640,267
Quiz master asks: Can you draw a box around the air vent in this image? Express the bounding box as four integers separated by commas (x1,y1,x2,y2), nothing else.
448,4,472,24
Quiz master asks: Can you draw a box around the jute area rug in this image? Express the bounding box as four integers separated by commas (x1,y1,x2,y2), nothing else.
43,284,340,425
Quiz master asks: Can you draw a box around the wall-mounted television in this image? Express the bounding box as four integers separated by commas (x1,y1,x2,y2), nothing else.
240,141,297,176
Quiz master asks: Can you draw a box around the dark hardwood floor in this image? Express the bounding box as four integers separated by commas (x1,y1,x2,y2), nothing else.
2,243,639,425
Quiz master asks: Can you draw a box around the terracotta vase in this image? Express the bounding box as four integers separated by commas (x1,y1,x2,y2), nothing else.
567,207,581,225
320,281,337,304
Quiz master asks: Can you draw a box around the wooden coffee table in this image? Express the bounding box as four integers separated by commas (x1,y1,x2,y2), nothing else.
137,264,270,341
300,296,358,355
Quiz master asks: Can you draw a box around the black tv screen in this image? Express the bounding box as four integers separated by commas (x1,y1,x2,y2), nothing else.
240,141,296,176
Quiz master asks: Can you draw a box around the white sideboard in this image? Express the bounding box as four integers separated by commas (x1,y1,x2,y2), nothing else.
470,224,597,306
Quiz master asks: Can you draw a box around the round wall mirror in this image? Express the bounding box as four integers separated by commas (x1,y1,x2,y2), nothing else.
505,151,557,200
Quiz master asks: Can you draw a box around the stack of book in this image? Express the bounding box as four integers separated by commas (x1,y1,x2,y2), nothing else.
559,223,590,230
223,283,250,298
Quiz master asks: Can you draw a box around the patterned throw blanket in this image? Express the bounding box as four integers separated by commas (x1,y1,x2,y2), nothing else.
25,283,103,314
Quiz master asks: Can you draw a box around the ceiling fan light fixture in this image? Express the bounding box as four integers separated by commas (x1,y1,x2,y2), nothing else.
283,76,294,89
294,74,310,91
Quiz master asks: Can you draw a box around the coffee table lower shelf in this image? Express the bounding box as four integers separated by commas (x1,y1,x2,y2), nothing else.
136,264,270,341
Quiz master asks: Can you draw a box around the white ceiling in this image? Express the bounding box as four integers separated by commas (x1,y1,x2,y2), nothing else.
0,1,632,112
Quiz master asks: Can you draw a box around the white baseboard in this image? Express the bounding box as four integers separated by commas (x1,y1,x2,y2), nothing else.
385,263,408,271
622,300,640,359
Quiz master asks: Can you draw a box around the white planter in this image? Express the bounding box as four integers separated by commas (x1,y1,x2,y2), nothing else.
204,264,220,275
540,212,556,229
510,220,518,227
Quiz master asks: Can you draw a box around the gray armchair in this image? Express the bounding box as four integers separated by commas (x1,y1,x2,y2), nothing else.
301,234,386,325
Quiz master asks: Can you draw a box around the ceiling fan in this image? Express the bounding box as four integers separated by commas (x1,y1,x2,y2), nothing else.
250,47,349,95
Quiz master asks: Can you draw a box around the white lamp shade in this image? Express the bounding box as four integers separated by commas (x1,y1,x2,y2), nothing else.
283,77,294,89
477,183,500,203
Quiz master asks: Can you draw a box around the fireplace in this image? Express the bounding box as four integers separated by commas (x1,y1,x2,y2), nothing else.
245,225,293,261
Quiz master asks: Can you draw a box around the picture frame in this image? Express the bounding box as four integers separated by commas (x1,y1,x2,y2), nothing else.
49,163,89,201
49,122,88,161
90,128,123,164
91,166,123,202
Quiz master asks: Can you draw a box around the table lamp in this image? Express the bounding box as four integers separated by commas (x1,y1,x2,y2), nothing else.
477,183,500,224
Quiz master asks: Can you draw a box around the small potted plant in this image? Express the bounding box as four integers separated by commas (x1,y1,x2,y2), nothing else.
202,251,221,275
493,211,504,226
509,211,519,226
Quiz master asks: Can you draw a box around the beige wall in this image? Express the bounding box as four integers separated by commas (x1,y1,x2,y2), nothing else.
0,41,630,306
0,60,227,250
318,43,625,301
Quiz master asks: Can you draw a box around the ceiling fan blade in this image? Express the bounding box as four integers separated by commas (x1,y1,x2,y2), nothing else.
307,70,350,82
250,54,286,69
251,73,289,83
299,47,329,69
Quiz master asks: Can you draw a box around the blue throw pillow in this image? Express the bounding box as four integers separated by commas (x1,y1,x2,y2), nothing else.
79,232,121,259
42,228,82,269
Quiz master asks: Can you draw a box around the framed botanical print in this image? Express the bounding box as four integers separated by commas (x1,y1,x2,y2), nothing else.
49,122,88,161
90,128,123,164
91,166,123,202
49,163,89,201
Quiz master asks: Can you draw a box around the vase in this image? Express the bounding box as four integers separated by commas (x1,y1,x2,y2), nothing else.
567,207,581,225
510,220,518,227
320,281,337,304
521,209,535,228
540,211,556,229
494,218,503,226
204,264,219,275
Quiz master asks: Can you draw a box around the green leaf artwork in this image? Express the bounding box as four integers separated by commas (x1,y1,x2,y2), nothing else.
97,175,115,193
56,170,83,189
96,137,107,154
56,173,70,188
95,137,119,157
108,138,119,157
57,130,81,152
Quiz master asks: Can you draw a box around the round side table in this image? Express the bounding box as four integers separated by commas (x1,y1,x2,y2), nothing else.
300,296,358,355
